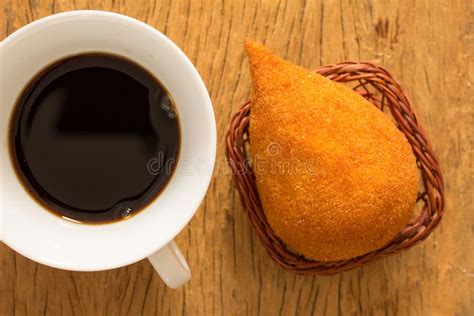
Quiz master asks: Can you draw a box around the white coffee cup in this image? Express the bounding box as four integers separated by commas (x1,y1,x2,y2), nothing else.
0,11,216,289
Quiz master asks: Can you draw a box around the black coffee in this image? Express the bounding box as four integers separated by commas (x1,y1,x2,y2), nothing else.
9,53,180,223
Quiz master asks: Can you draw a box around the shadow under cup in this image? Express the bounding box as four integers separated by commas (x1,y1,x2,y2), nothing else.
0,11,216,275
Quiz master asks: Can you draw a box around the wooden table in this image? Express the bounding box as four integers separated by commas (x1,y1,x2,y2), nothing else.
1,1,472,315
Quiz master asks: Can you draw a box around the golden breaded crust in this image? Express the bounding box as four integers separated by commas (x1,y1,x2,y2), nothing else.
245,40,419,261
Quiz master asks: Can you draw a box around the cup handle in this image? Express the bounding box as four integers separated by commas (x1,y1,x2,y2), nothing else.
147,241,190,289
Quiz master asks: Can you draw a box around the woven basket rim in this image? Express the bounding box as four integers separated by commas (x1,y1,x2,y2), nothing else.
225,61,445,275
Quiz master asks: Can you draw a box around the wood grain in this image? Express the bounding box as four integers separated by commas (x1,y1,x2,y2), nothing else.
1,0,472,315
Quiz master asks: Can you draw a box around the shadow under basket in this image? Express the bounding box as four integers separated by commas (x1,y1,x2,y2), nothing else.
225,61,446,275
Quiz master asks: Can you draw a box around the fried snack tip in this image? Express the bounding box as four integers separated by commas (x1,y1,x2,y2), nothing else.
245,40,419,261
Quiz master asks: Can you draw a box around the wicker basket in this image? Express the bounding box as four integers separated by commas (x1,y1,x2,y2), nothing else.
225,61,445,275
